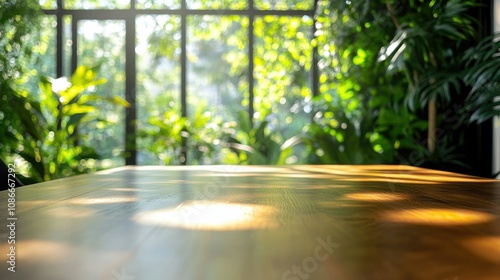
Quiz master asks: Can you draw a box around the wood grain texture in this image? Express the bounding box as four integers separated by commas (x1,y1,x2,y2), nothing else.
1,165,500,280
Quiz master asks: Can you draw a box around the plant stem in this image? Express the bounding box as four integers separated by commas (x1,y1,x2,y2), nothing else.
428,97,436,153
428,52,438,153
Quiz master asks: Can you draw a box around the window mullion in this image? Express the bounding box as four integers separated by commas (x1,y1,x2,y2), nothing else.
312,0,319,97
125,15,137,165
248,0,255,127
180,0,188,165
56,0,63,77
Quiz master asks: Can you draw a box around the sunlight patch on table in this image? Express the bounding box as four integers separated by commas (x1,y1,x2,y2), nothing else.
292,165,497,184
343,192,409,202
0,240,71,262
68,196,137,205
109,188,151,192
134,201,278,230
17,200,55,208
383,208,495,225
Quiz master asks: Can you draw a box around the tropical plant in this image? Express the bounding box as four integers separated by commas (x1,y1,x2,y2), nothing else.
18,65,129,182
224,111,300,165
140,102,236,165
302,99,382,164
300,93,427,164
462,32,500,123
378,0,478,152
0,0,42,164
139,108,186,165
313,0,429,165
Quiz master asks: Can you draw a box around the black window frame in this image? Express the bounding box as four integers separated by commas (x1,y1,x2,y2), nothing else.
43,0,320,165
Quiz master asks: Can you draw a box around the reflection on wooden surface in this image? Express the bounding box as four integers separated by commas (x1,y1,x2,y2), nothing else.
134,201,278,230
1,165,500,280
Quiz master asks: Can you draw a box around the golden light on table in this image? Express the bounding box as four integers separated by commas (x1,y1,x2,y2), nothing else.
68,196,137,205
383,208,495,225
343,192,409,202
3,165,500,279
134,201,278,230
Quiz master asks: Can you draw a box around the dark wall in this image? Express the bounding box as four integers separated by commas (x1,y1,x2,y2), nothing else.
464,0,494,178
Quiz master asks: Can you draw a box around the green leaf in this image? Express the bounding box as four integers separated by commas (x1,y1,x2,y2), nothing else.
66,113,87,129
62,104,95,116
78,94,130,107
237,110,252,134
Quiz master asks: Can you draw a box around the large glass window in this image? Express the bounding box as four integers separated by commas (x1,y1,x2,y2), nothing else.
254,16,313,134
255,0,314,10
136,15,181,165
136,0,180,9
77,20,126,168
187,15,248,123
24,16,57,96
41,0,317,166
65,0,130,9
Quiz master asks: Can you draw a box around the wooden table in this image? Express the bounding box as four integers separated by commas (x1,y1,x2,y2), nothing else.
1,165,500,280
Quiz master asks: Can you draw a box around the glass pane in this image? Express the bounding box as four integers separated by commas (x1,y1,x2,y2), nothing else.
255,0,314,10
135,0,180,9
25,16,57,97
65,0,129,9
254,15,313,156
63,15,72,77
187,0,247,10
187,15,248,164
136,15,182,165
39,0,57,9
77,20,126,168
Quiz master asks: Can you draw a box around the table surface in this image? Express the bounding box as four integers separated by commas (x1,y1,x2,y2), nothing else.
1,165,500,280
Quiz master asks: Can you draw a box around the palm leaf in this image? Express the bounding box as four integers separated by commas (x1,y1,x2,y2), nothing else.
462,32,500,123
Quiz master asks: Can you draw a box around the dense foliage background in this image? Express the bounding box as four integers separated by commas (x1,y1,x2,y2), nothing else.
1,0,499,183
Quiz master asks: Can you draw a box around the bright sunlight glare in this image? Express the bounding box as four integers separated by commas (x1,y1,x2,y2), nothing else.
134,201,278,230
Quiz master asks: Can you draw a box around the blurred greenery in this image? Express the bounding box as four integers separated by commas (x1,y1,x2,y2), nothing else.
11,65,128,182
462,33,500,123
224,110,301,164
139,101,235,165
1,0,499,183
320,0,494,170
0,0,44,182
77,20,127,168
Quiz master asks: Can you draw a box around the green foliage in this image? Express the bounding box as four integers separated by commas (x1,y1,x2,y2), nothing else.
416,137,469,169
4,0,494,178
141,11,313,164
302,98,381,164
225,111,300,165
76,20,127,167
0,0,42,86
140,102,235,165
0,0,42,163
357,0,483,169
412,31,500,125
462,32,500,123
253,16,313,121
312,0,428,165
301,93,426,164
17,66,129,182
140,109,186,165
379,0,478,109
378,2,500,127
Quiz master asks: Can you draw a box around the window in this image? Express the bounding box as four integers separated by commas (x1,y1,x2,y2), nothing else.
42,0,318,166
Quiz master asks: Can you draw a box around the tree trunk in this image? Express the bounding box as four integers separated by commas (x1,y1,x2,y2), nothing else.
428,53,438,153
428,97,436,152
